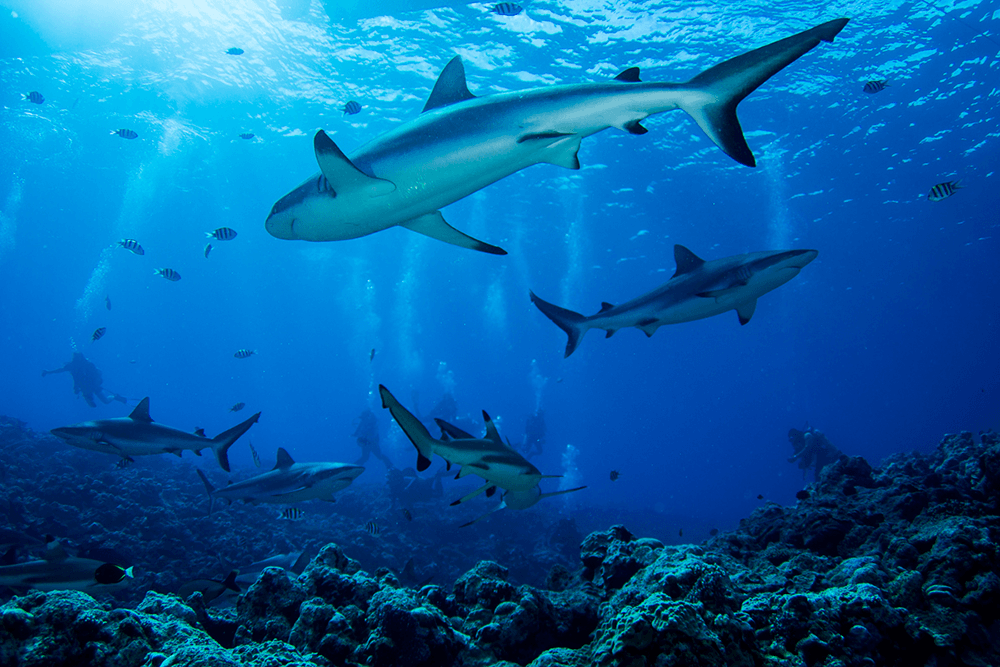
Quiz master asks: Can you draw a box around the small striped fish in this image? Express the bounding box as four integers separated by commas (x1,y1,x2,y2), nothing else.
92,327,106,342
24,91,44,104
364,520,380,536
234,348,256,359
239,133,255,140
928,180,962,202
491,2,523,16
204,243,212,258
226,47,244,55
117,239,144,255
610,469,620,481
342,100,362,115
278,508,304,520
106,296,111,310
155,268,181,281
115,456,134,470
207,227,238,241
230,402,246,412
248,440,260,467
862,79,889,94
112,129,138,139
402,509,412,521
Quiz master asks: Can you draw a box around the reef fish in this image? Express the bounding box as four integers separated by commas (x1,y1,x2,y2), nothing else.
155,268,181,281
92,327,106,342
234,348,256,359
24,91,44,104
610,470,620,481
248,439,260,467
112,129,138,139
364,520,380,536
491,3,522,16
862,79,889,94
117,239,144,255
195,447,364,512
928,180,962,201
342,100,361,115
230,402,246,412
266,19,849,255
206,227,237,241
530,245,818,357
50,397,260,472
278,508,305,520
239,133,255,140
204,243,212,258
226,47,244,55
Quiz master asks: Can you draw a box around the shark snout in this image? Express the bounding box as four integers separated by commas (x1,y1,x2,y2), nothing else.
786,249,818,268
50,426,97,444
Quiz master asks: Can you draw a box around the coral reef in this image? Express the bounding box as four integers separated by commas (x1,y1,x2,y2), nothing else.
2,415,1000,666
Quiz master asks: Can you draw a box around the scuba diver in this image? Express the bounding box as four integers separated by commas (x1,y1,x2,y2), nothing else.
42,353,126,408
353,408,394,470
788,426,843,480
522,409,547,458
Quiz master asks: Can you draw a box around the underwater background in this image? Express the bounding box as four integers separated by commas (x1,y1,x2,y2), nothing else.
1,0,998,558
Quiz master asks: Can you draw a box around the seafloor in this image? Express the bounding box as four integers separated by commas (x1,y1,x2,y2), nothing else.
1,416,998,666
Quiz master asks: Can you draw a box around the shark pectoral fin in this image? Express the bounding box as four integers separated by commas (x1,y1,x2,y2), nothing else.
459,501,507,528
168,449,183,457
605,329,617,339
637,318,659,337
313,130,396,198
450,482,492,506
539,135,582,170
193,449,203,456
423,56,477,113
696,289,736,299
737,299,757,325
622,120,648,135
401,211,507,255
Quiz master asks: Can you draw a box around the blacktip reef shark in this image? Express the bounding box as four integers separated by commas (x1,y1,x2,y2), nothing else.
50,397,260,472
195,448,364,514
0,539,133,593
531,245,818,357
266,19,849,254
378,385,584,525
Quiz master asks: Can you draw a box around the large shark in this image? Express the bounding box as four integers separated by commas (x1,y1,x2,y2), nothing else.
195,448,364,513
50,398,260,472
266,19,848,254
379,384,584,522
531,245,818,357
0,540,133,593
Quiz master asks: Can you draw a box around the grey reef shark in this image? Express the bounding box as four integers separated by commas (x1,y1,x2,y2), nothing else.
531,245,818,357
379,385,584,526
266,19,849,254
196,448,364,514
0,540,132,594
50,397,260,472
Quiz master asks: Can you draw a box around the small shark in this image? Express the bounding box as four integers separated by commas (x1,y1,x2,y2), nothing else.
196,448,364,513
266,19,848,254
50,397,260,472
531,245,818,357
234,550,312,587
178,570,241,604
0,540,133,593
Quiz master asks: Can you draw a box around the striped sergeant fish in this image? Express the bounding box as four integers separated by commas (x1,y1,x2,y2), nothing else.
24,91,44,104
204,243,212,259
117,239,144,255
862,79,889,94
491,2,522,16
155,268,181,281
112,129,138,139
230,402,246,413
226,47,244,55
364,520,380,536
239,133,255,140
248,439,260,467
278,508,304,520
92,327,106,342
234,349,256,359
207,227,238,241
115,456,134,470
928,180,962,202
342,101,361,115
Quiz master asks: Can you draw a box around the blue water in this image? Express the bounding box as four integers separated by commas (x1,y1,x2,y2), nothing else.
0,0,997,538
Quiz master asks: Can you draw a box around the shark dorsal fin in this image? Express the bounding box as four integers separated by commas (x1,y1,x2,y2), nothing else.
673,245,706,277
614,67,641,82
222,570,241,592
274,448,295,470
600,302,615,312
44,539,69,561
423,56,477,113
129,397,153,422
313,130,395,198
193,427,206,437
482,411,502,444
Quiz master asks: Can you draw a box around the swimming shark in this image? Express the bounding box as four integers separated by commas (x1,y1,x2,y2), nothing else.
266,19,848,254
195,448,364,513
531,245,818,357
50,397,260,472
0,540,132,593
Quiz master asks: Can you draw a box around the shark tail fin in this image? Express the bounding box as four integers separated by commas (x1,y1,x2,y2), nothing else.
678,18,849,167
196,469,216,516
210,412,261,472
379,385,435,471
529,291,589,358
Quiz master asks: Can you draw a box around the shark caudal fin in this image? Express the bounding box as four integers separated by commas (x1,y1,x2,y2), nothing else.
678,18,849,167
379,385,436,471
210,412,261,472
529,291,589,358
196,469,216,516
